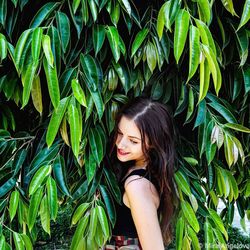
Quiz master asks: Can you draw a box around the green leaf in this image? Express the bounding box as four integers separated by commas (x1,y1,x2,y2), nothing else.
106,26,120,62
174,9,190,64
221,0,237,16
28,187,43,231
242,64,250,93
97,205,110,238
120,0,131,16
53,155,70,196
21,234,33,250
188,25,200,82
43,57,60,109
56,11,70,53
32,27,43,62
0,0,7,27
31,75,43,115
29,165,52,196
131,28,148,57
174,171,191,196
93,25,105,56
88,207,98,239
146,41,157,73
187,226,201,250
22,62,38,108
224,123,250,133
9,190,19,222
198,58,210,103
14,29,32,74
13,149,27,176
72,203,90,225
208,102,237,124
204,219,214,250
202,44,221,95
88,0,98,22
185,87,194,123
88,127,103,164
84,148,97,184
0,33,7,61
73,0,81,14
68,98,81,158
13,232,25,250
157,2,167,39
208,208,228,240
0,178,16,198
46,97,70,147
71,79,87,107
80,53,101,91
176,217,184,250
42,35,54,67
0,235,6,250
46,177,58,221
30,2,61,28
70,216,89,250
110,2,120,26
197,0,211,23
238,0,250,30
39,194,50,235
181,200,200,233
99,185,116,227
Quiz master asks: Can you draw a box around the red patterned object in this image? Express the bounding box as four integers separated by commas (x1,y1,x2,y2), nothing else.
104,235,142,250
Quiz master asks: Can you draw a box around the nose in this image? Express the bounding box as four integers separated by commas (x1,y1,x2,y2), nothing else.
117,136,127,149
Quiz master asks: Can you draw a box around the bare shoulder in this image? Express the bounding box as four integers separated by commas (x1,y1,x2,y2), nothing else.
124,175,159,207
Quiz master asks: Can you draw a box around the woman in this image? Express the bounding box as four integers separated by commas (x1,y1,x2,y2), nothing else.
105,97,177,250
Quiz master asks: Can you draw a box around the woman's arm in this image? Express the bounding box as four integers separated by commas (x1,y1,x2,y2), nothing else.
124,176,165,250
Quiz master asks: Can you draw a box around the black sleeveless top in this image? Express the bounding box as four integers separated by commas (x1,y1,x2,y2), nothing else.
112,169,158,237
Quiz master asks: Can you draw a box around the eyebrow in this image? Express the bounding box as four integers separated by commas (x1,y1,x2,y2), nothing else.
118,128,141,140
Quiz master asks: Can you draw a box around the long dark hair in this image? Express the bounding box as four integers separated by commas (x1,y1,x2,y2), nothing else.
109,96,177,244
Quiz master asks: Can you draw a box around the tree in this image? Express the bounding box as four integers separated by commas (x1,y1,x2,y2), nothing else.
0,0,249,249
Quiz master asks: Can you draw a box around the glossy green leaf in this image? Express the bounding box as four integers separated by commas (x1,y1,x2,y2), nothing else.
157,2,168,39
131,28,148,57
46,97,70,147
43,57,60,109
197,0,211,23
29,165,52,196
42,35,54,67
106,26,120,62
46,177,58,221
176,216,184,250
174,171,191,196
242,65,250,93
0,178,16,198
22,62,38,108
70,216,89,250
21,234,33,250
0,33,7,61
99,185,116,227
187,226,201,250
30,75,43,115
56,11,70,53
181,200,200,233
53,155,70,196
30,2,60,28
185,87,194,123
146,41,157,73
28,187,43,231
84,147,97,184
188,25,200,82
174,9,190,64
14,29,32,74
202,44,221,95
68,98,81,158
97,205,110,238
88,207,98,239
13,232,25,250
32,27,43,62
238,0,250,30
39,194,50,235
13,149,27,176
88,127,103,164
221,0,237,16
72,203,90,225
73,0,81,14
71,79,87,107
88,0,98,22
204,220,214,250
93,25,105,56
9,190,19,221
198,58,210,103
110,2,120,26
120,0,131,16
0,235,6,250
224,123,250,133
208,208,228,240
0,0,7,27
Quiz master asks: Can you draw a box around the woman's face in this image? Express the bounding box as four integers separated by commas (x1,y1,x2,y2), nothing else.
115,116,148,167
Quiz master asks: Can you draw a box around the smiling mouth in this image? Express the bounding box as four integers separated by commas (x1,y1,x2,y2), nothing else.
117,149,129,155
